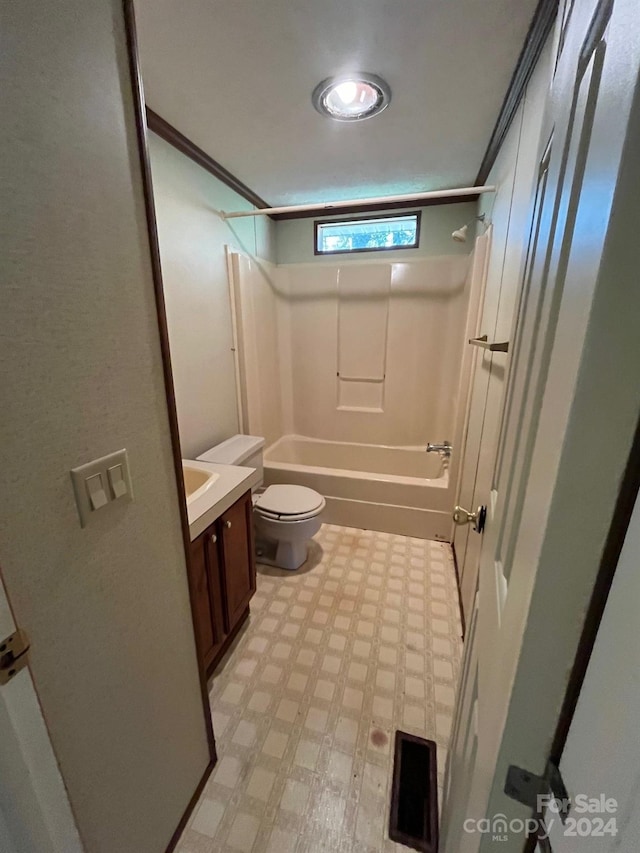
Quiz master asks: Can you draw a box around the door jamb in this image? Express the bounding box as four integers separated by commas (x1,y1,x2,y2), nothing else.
121,2,217,848
522,413,640,852
549,413,640,764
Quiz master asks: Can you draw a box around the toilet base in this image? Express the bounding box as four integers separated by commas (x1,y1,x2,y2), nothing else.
255,535,309,571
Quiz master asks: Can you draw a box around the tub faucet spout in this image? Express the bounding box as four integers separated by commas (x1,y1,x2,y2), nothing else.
427,441,452,458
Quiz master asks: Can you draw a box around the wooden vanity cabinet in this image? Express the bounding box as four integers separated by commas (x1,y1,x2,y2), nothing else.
187,490,256,675
187,534,219,668
218,493,256,629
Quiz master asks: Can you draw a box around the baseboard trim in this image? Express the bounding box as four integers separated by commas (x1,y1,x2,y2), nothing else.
165,758,216,853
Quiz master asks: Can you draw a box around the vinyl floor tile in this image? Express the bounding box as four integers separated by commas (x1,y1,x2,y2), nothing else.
176,524,462,853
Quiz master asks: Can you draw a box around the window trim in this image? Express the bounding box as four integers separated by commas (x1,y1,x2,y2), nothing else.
313,210,422,256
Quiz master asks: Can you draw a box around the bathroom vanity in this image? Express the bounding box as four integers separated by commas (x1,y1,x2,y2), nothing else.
188,490,256,674
183,459,261,675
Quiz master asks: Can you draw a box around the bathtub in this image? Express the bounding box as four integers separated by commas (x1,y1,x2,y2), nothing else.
263,435,453,541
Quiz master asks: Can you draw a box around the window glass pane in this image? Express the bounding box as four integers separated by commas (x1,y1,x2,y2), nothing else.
316,214,419,254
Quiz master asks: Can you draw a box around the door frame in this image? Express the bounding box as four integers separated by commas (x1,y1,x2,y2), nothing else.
122,1,217,849
480,0,640,839
550,417,640,763
522,415,640,851
0,572,83,853
444,0,640,846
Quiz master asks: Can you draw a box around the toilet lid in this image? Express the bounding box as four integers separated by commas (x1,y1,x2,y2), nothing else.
255,485,324,518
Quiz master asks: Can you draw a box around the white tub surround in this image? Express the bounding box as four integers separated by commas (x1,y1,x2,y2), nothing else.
184,460,261,540
227,237,485,542
264,435,451,540
229,253,472,448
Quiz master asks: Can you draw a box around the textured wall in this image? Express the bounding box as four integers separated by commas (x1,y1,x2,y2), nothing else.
149,133,276,459
0,2,209,852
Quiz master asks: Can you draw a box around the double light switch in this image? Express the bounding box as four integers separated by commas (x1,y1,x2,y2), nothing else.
71,449,133,527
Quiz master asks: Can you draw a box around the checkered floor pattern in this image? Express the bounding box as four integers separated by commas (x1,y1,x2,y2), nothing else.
177,524,463,853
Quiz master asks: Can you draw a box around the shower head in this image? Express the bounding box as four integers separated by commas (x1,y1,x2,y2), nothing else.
451,213,486,243
452,225,468,243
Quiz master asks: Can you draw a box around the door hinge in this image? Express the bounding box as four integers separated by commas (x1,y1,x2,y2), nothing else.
505,760,570,823
0,628,31,685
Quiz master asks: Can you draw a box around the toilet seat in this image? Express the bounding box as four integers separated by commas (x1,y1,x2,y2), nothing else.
254,484,325,522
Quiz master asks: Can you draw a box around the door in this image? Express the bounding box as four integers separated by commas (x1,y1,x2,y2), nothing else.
219,492,256,628
188,534,218,667
442,1,640,850
0,573,82,853
452,226,491,621
546,491,640,852
205,527,228,662
454,38,552,627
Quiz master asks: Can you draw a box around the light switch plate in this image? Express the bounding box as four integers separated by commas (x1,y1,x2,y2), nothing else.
71,449,133,527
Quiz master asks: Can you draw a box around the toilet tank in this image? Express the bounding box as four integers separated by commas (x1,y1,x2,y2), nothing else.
196,435,265,486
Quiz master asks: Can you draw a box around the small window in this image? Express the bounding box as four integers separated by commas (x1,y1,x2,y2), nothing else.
315,212,421,255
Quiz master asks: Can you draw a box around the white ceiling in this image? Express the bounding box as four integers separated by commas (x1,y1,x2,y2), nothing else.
135,0,539,206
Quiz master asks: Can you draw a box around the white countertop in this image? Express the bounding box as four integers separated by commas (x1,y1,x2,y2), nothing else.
185,460,260,541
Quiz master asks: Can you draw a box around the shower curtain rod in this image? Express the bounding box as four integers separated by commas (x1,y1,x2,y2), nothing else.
221,185,496,219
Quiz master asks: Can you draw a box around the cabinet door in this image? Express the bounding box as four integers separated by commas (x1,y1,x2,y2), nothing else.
187,536,216,667
204,527,227,661
219,492,256,630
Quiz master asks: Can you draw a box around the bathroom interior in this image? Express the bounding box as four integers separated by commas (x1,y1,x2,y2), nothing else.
160,195,479,845
131,0,546,850
181,201,481,547
6,0,640,852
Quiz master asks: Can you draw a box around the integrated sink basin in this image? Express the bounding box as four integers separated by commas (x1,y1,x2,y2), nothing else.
182,461,220,506
182,458,261,540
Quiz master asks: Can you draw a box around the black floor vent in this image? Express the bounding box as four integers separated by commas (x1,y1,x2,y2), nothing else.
389,731,439,853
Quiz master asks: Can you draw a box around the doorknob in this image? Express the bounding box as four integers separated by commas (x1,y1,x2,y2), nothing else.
224,520,232,529
453,504,487,533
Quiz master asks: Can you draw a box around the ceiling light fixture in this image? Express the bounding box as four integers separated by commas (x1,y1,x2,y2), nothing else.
312,73,391,121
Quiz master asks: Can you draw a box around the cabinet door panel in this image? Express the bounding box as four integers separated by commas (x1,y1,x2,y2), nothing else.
205,528,228,657
188,536,215,665
220,492,256,629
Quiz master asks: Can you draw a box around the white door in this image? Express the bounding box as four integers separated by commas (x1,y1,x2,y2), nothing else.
0,574,83,853
454,37,552,626
545,491,640,852
453,225,496,624
442,0,640,850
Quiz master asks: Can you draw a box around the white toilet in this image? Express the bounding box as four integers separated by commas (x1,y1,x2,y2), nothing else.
197,435,325,571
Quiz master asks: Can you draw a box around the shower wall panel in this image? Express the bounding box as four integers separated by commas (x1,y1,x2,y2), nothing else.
281,256,471,447
337,265,391,412
230,252,287,447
